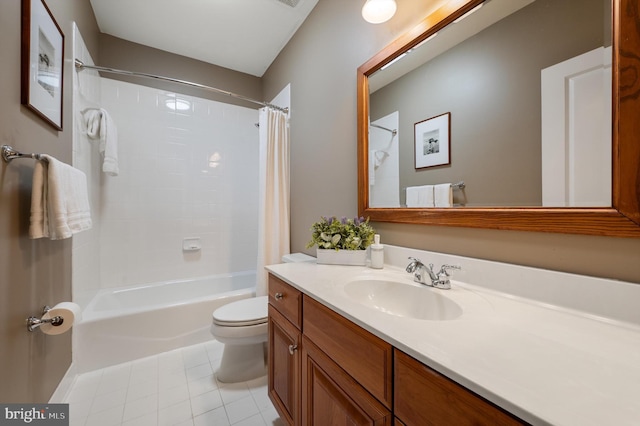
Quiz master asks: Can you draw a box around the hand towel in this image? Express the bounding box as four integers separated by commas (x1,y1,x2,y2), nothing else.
29,160,49,238
406,185,434,207
29,156,92,240
83,108,101,139
434,183,453,207
83,108,119,176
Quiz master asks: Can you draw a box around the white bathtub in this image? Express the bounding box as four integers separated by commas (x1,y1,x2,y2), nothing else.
74,271,256,373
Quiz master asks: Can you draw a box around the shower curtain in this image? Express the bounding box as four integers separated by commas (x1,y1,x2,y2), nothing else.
256,107,290,296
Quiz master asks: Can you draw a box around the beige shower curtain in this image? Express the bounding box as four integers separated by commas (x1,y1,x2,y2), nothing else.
256,107,290,296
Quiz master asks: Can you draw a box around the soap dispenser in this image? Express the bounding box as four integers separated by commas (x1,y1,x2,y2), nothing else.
370,234,384,269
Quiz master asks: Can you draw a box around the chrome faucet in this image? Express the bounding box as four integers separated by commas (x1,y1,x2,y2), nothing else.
406,257,461,290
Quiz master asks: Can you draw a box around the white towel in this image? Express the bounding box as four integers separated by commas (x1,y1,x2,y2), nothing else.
434,183,453,207
374,150,389,169
83,108,119,176
406,185,434,207
29,155,92,240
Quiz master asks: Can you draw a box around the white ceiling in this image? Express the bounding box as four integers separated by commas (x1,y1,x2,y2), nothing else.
89,0,319,77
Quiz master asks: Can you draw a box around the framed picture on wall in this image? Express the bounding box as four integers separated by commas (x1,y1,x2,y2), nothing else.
21,0,64,131
414,112,450,169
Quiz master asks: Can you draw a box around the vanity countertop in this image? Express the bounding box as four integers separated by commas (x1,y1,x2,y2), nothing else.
265,261,640,426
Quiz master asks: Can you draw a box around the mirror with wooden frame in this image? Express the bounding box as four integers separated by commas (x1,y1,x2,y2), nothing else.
357,0,640,237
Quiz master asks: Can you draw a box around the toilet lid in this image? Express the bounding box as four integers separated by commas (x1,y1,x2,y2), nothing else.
213,296,268,327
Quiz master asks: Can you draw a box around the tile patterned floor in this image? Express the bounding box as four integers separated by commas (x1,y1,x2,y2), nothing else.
63,340,283,426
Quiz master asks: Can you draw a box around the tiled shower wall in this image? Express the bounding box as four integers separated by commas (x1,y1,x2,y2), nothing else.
72,24,103,310
369,111,399,207
73,26,259,300
98,78,259,288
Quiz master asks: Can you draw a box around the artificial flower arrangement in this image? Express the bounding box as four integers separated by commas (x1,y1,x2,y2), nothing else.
306,216,375,251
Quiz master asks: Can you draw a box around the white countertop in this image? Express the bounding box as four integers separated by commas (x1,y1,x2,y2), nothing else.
265,259,640,426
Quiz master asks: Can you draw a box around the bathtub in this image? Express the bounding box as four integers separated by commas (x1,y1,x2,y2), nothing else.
74,271,256,373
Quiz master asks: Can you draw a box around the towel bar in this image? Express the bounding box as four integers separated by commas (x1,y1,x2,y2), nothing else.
1,145,44,163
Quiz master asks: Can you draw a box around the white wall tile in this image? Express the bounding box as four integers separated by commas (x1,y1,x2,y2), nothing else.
72,24,103,311
97,78,259,288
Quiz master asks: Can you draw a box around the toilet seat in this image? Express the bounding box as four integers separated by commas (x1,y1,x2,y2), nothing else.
212,296,268,327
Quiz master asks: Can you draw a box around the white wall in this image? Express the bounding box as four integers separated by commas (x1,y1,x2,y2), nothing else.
97,79,259,288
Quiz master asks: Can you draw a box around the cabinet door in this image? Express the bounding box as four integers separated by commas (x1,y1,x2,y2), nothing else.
302,336,391,426
394,350,525,426
269,305,301,426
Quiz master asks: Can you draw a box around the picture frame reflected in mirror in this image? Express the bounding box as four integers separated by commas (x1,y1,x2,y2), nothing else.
414,112,450,169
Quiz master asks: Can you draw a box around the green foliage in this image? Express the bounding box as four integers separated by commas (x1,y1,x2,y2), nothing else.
306,216,375,251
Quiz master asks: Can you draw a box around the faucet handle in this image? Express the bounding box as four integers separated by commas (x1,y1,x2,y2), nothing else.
438,264,461,277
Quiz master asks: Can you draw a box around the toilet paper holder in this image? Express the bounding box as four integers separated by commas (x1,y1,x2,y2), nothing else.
26,306,64,332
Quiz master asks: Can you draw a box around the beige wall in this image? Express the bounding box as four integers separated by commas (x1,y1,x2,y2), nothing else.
263,0,640,284
0,0,99,402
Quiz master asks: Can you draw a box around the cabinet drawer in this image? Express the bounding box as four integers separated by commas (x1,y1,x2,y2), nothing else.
394,350,526,426
269,274,302,329
303,295,393,409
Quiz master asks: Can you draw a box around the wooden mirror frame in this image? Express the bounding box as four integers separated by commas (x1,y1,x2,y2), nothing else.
357,0,640,238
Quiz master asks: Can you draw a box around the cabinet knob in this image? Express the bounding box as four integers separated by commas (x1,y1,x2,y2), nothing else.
288,344,298,355
274,292,284,300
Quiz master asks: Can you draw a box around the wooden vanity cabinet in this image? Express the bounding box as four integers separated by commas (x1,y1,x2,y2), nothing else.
394,350,526,426
268,274,392,425
267,273,525,425
302,296,393,425
268,275,302,426
302,336,391,425
302,296,393,409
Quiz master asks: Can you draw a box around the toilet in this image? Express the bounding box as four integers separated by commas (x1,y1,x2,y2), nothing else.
210,252,314,383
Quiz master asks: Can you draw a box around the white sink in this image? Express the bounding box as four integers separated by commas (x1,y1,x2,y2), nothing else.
343,279,463,321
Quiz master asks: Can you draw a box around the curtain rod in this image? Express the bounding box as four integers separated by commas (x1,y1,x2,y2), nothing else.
370,123,397,136
74,59,288,113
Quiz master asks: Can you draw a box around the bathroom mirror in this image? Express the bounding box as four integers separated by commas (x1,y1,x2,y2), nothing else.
357,0,640,237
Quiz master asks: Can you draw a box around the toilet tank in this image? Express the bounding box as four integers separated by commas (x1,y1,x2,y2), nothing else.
281,253,315,263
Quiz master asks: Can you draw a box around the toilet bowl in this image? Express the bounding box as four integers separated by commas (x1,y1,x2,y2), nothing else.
210,252,314,383
210,296,269,383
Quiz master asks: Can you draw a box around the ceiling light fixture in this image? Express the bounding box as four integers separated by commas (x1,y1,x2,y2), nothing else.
362,0,397,24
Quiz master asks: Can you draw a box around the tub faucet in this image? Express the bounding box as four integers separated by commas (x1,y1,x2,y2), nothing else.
406,257,461,290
